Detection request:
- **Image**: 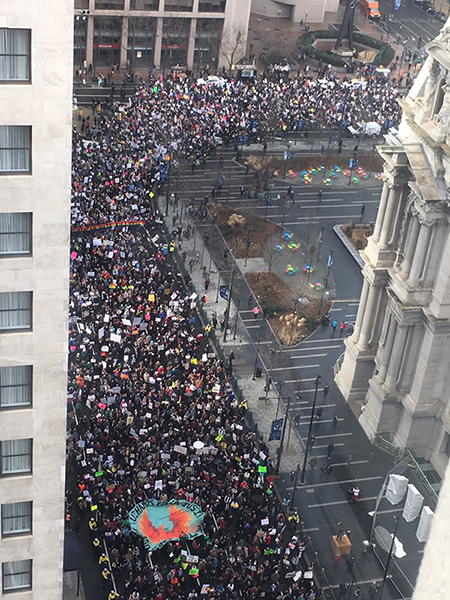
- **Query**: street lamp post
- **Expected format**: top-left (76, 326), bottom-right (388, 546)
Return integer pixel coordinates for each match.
top-left (316, 227), bottom-right (325, 264)
top-left (275, 395), bottom-right (292, 474)
top-left (244, 228), bottom-right (252, 266)
top-left (264, 347), bottom-right (276, 402)
top-left (379, 516), bottom-right (400, 599)
top-left (276, 10), bottom-right (282, 30)
top-left (233, 299), bottom-right (240, 340)
top-left (300, 374), bottom-right (321, 483)
top-left (252, 340), bottom-right (261, 380)
top-left (222, 269), bottom-right (235, 343)
top-left (290, 462), bottom-right (301, 506)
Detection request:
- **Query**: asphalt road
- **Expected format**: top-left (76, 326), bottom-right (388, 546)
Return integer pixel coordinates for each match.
top-left (176, 144), bottom-right (427, 600)
top-left (378, 0), bottom-right (445, 48)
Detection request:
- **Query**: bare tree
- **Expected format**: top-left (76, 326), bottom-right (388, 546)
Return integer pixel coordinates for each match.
top-left (220, 28), bottom-right (247, 72)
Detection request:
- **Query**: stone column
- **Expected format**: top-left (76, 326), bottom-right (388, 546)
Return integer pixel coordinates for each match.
top-left (187, 18), bottom-right (197, 71)
top-left (357, 285), bottom-right (380, 350)
top-left (372, 181), bottom-right (391, 242)
top-left (379, 185), bottom-right (402, 248)
top-left (377, 316), bottom-right (397, 382)
top-left (384, 325), bottom-right (409, 390)
top-left (351, 279), bottom-right (369, 344)
top-left (86, 15), bottom-right (94, 67)
top-left (120, 16), bottom-right (129, 70)
top-left (154, 17), bottom-right (163, 70)
top-left (408, 223), bottom-right (433, 286)
top-left (401, 215), bottom-right (420, 278)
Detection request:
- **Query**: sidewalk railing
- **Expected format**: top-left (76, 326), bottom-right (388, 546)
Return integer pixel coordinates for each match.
top-left (375, 435), bottom-right (405, 459)
top-left (375, 436), bottom-right (439, 506)
top-left (334, 351), bottom-right (345, 375)
top-left (405, 450), bottom-right (439, 507)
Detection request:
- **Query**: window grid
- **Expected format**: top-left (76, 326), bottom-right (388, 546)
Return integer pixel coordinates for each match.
top-left (0, 213), bottom-right (32, 257)
top-left (0, 439), bottom-right (33, 477)
top-left (0, 292), bottom-right (32, 332)
top-left (2, 560), bottom-right (32, 593)
top-left (0, 29), bottom-right (31, 83)
top-left (0, 366), bottom-right (33, 409)
top-left (0, 126), bottom-right (32, 175)
top-left (1, 502), bottom-right (32, 537)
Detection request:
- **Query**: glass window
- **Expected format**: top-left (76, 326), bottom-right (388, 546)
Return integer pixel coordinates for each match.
top-left (161, 18), bottom-right (190, 67)
top-left (0, 213), bottom-right (32, 256)
top-left (0, 366), bottom-right (32, 409)
top-left (0, 29), bottom-right (31, 83)
top-left (0, 126), bottom-right (31, 174)
top-left (95, 0), bottom-right (125, 8)
top-left (1, 502), bottom-right (32, 537)
top-left (164, 0), bottom-right (193, 11)
top-left (0, 292), bottom-right (32, 332)
top-left (198, 0), bottom-right (226, 12)
top-left (127, 18), bottom-right (156, 67)
top-left (0, 439), bottom-right (32, 476)
top-left (130, 0), bottom-right (159, 9)
top-left (2, 560), bottom-right (32, 593)
top-left (194, 18), bottom-right (223, 66)
top-left (93, 17), bottom-right (122, 67)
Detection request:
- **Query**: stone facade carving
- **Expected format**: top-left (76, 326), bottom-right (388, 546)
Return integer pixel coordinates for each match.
top-left (434, 82), bottom-right (450, 128)
top-left (423, 58), bottom-right (441, 105)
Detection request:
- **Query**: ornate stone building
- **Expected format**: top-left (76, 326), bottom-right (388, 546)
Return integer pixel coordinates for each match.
top-left (335, 24), bottom-right (450, 477)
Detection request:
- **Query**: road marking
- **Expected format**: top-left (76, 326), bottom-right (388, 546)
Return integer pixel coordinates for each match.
top-left (290, 353), bottom-right (328, 359)
top-left (286, 476), bottom-right (382, 490)
top-left (246, 325), bottom-right (262, 329)
top-left (314, 443), bottom-right (345, 449)
top-left (308, 496), bottom-right (377, 508)
top-left (323, 577), bottom-right (384, 590)
top-left (303, 527), bottom-right (320, 532)
top-left (288, 344), bottom-right (342, 352)
top-left (298, 335), bottom-right (347, 341)
top-left (330, 308), bottom-right (342, 312)
top-left (332, 299), bottom-right (360, 303)
top-left (315, 432), bottom-right (352, 438)
top-left (300, 203), bottom-right (367, 209)
top-left (271, 364), bottom-right (320, 371)
top-left (283, 215), bottom-right (361, 224)
top-left (285, 378), bottom-right (315, 383)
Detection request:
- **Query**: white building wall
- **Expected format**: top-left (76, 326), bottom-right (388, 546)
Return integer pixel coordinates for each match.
top-left (0, 2), bottom-right (72, 600)
top-left (251, 0), bottom-right (340, 23)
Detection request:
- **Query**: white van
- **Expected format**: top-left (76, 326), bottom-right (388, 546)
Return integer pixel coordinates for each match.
top-left (347, 121), bottom-right (382, 138)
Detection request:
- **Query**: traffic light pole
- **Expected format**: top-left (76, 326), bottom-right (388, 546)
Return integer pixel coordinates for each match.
top-left (222, 269), bottom-right (235, 343)
top-left (300, 374), bottom-right (321, 483)
top-left (275, 395), bottom-right (292, 474)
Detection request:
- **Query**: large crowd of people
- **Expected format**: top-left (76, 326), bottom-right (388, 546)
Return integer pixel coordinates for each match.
top-left (67, 69), bottom-right (402, 599)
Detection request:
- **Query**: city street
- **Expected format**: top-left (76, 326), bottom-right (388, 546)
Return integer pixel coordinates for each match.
top-left (175, 144), bottom-right (429, 599)
top-left (378, 0), bottom-right (445, 47)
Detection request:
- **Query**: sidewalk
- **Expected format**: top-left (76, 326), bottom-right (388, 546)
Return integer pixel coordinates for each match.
top-left (158, 193), bottom-right (306, 474)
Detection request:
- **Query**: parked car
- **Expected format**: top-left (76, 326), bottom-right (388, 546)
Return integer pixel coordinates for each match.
top-left (416, 0), bottom-right (436, 12)
top-left (347, 121), bottom-right (382, 138)
top-left (434, 10), bottom-right (447, 21)
top-left (196, 76), bottom-right (226, 87)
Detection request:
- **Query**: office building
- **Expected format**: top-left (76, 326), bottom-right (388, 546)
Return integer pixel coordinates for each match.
top-left (74, 0), bottom-right (252, 72)
top-left (0, 1), bottom-right (72, 599)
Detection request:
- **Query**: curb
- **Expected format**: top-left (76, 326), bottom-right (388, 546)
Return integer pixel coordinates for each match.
top-left (333, 224), bottom-right (365, 268)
